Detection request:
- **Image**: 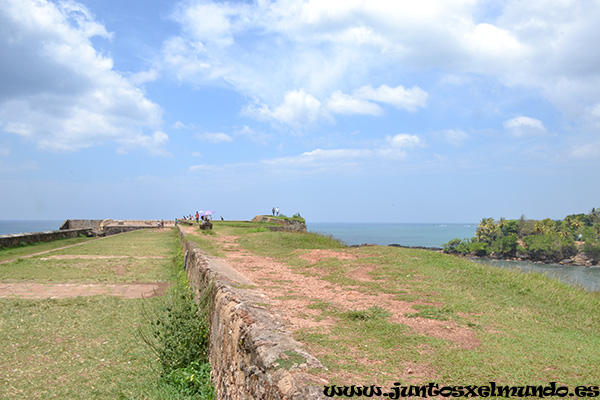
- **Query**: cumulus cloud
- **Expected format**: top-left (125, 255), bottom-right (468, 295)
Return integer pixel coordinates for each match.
top-left (162, 0), bottom-right (600, 136)
top-left (504, 116), bottom-right (547, 137)
top-left (326, 91), bottom-right (383, 116)
top-left (197, 132), bottom-right (233, 144)
top-left (249, 89), bottom-right (323, 127)
top-left (0, 0), bottom-right (165, 153)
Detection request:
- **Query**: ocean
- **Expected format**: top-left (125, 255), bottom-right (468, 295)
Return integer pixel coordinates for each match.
top-left (0, 220), bottom-right (64, 236)
top-left (307, 222), bottom-right (477, 248)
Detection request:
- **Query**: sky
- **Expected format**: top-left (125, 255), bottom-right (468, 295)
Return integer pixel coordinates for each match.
top-left (1, 0), bottom-right (599, 223)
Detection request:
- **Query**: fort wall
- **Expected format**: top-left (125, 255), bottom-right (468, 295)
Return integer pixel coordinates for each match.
top-left (177, 225), bottom-right (326, 400)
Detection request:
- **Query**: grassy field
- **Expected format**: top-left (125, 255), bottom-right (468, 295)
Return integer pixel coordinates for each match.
top-left (0, 236), bottom-right (93, 263)
top-left (0, 229), bottom-right (207, 400)
top-left (202, 221), bottom-right (600, 391)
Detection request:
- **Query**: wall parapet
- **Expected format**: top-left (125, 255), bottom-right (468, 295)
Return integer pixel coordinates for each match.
top-left (177, 226), bottom-right (327, 400)
top-left (0, 229), bottom-right (91, 249)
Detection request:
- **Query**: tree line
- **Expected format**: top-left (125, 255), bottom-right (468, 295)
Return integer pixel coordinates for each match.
top-left (443, 208), bottom-right (600, 264)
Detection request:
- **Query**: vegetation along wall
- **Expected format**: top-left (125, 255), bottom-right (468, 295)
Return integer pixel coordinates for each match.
top-left (177, 226), bottom-right (326, 400)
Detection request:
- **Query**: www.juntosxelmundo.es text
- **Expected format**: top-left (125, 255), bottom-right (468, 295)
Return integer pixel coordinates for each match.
top-left (323, 382), bottom-right (600, 398)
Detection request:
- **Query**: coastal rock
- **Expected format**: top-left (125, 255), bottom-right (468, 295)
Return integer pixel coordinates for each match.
top-left (560, 252), bottom-right (596, 267)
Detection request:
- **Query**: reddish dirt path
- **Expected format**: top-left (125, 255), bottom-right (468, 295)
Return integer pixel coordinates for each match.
top-left (200, 230), bottom-right (479, 349)
top-left (0, 282), bottom-right (169, 299)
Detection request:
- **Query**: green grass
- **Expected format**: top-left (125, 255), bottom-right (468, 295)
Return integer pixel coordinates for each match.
top-left (0, 236), bottom-right (94, 263)
top-left (0, 229), bottom-right (212, 399)
top-left (0, 257), bottom-right (171, 283)
top-left (0, 296), bottom-right (159, 399)
top-left (192, 224), bottom-right (600, 388)
top-left (0, 229), bottom-right (177, 283)
top-left (48, 229), bottom-right (174, 257)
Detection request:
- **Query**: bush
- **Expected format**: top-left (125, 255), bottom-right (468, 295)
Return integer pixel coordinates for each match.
top-left (141, 264), bottom-right (214, 398)
top-left (523, 233), bottom-right (577, 262)
top-left (490, 234), bottom-right (518, 258)
top-left (442, 238), bottom-right (462, 253)
top-left (583, 241), bottom-right (600, 264)
top-left (470, 241), bottom-right (489, 256)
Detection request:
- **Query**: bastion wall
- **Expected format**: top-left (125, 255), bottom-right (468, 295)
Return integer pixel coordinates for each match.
top-left (0, 228), bottom-right (92, 249)
top-left (177, 226), bottom-right (326, 400)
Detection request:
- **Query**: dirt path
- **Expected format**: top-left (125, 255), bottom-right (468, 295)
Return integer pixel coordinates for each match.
top-left (204, 232), bottom-right (479, 349)
top-left (0, 282), bottom-right (169, 299)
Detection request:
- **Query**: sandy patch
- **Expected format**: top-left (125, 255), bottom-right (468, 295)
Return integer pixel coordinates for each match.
top-left (39, 255), bottom-right (167, 260)
top-left (0, 282), bottom-right (169, 299)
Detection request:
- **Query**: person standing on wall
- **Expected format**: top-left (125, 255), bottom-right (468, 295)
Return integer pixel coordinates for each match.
top-left (276, 207), bottom-right (279, 216)
top-left (272, 207), bottom-right (275, 216)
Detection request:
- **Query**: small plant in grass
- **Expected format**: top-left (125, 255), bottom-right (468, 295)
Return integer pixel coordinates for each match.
top-left (342, 306), bottom-right (390, 321)
top-left (140, 266), bottom-right (214, 398)
top-left (406, 305), bottom-right (454, 321)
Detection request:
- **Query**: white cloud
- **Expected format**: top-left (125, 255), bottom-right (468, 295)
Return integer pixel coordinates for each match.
top-left (378, 134), bottom-right (424, 158)
top-left (0, 0), bottom-right (165, 153)
top-left (355, 85), bottom-right (428, 112)
top-left (163, 0), bottom-right (600, 137)
top-left (233, 125), bottom-right (271, 145)
top-left (190, 133), bottom-right (424, 178)
top-left (117, 131), bottom-right (170, 156)
top-left (504, 116), bottom-right (547, 137)
top-left (570, 142), bottom-right (600, 160)
top-left (326, 90), bottom-right (383, 116)
top-left (250, 89), bottom-right (323, 126)
top-left (197, 132), bottom-right (233, 144)
top-left (129, 69), bottom-right (160, 85)
top-left (441, 129), bottom-right (469, 145)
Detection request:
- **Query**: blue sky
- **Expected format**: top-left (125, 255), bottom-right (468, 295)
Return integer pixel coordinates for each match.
top-left (1, 0), bottom-right (599, 223)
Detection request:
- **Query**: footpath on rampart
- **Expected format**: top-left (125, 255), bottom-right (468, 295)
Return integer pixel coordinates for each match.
top-left (177, 223), bottom-right (480, 399)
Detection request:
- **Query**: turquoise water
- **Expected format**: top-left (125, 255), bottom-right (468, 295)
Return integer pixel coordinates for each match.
top-left (0, 220), bottom-right (63, 236)
top-left (308, 222), bottom-right (600, 291)
top-left (308, 222), bottom-right (477, 248)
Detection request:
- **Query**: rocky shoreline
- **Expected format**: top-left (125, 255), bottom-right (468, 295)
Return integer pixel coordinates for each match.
top-left (373, 243), bottom-right (597, 268)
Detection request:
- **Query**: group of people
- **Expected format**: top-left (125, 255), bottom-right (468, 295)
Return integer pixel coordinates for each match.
top-left (180, 212), bottom-right (212, 222)
top-left (195, 211), bottom-right (213, 223)
top-left (272, 207), bottom-right (280, 216)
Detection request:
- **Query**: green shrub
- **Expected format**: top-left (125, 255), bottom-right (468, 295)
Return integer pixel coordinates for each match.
top-left (140, 256), bottom-right (214, 397)
top-left (583, 241), bottom-right (600, 264)
top-left (442, 238), bottom-right (462, 253)
top-left (523, 233), bottom-right (577, 262)
top-left (470, 241), bottom-right (489, 256)
top-left (490, 234), bottom-right (518, 258)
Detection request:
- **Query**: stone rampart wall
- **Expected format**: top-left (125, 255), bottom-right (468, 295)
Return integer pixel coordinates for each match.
top-left (60, 219), bottom-right (175, 236)
top-left (60, 219), bottom-right (103, 231)
top-left (0, 229), bottom-right (91, 249)
top-left (250, 216), bottom-right (307, 232)
top-left (177, 226), bottom-right (326, 400)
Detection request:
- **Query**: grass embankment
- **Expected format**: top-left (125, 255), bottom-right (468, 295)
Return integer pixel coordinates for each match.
top-left (0, 229), bottom-right (212, 399)
top-left (196, 221), bottom-right (600, 390)
top-left (0, 235), bottom-right (93, 263)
